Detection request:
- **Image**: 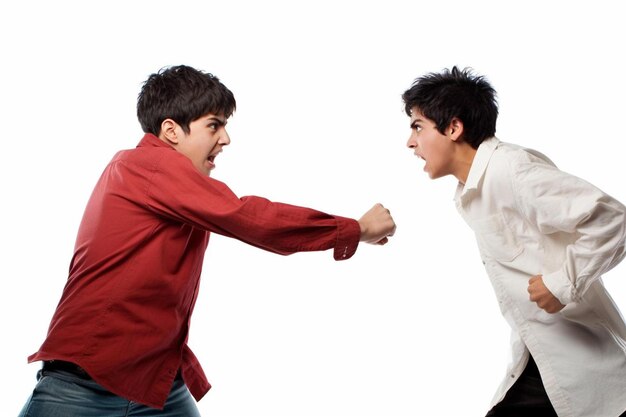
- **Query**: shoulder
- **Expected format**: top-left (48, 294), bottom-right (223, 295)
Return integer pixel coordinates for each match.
top-left (490, 141), bottom-right (557, 176)
top-left (493, 141), bottom-right (553, 164)
top-left (491, 142), bottom-right (579, 209)
top-left (117, 143), bottom-right (192, 173)
top-left (478, 140), bottom-right (560, 200)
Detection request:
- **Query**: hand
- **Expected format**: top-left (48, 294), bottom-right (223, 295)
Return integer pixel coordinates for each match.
top-left (528, 275), bottom-right (565, 313)
top-left (358, 203), bottom-right (396, 245)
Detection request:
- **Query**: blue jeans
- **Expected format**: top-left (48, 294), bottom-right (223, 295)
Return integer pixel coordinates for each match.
top-left (18, 368), bottom-right (201, 417)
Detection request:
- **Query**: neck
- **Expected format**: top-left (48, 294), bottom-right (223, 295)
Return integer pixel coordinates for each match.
top-left (453, 143), bottom-right (477, 184)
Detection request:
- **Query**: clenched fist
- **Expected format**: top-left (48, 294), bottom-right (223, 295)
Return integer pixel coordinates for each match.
top-left (528, 275), bottom-right (565, 313)
top-left (358, 203), bottom-right (396, 245)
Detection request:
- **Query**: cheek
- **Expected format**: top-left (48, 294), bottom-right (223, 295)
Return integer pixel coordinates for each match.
top-left (419, 139), bottom-right (433, 158)
top-left (424, 142), bottom-right (444, 170)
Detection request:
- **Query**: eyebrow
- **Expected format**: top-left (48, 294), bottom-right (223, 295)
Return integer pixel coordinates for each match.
top-left (410, 119), bottom-right (422, 129)
top-left (206, 116), bottom-right (227, 126)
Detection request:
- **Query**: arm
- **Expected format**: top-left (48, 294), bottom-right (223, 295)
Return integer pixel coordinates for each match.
top-left (513, 153), bottom-right (626, 306)
top-left (146, 154), bottom-right (395, 260)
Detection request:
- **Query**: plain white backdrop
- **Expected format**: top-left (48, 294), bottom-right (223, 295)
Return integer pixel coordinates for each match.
top-left (2, 1), bottom-right (625, 416)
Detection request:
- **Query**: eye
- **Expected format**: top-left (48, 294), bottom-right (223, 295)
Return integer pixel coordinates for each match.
top-left (208, 123), bottom-right (219, 130)
top-left (413, 125), bottom-right (422, 133)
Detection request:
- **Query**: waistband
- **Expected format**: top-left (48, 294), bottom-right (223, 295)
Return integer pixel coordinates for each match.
top-left (43, 360), bottom-right (92, 380)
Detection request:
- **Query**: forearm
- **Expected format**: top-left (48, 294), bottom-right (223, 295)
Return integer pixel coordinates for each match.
top-left (215, 196), bottom-right (361, 259)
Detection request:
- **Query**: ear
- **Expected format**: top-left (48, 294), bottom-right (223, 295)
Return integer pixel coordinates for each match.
top-left (448, 118), bottom-right (464, 142)
top-left (159, 119), bottom-right (181, 145)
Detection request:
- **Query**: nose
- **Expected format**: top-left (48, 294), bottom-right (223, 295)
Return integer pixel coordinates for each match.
top-left (406, 133), bottom-right (417, 149)
top-left (220, 128), bottom-right (231, 146)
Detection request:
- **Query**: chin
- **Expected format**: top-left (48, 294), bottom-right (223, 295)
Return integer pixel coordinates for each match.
top-left (428, 171), bottom-right (442, 180)
top-left (197, 167), bottom-right (211, 176)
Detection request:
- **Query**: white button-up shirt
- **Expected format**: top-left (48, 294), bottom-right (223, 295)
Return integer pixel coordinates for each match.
top-left (455, 137), bottom-right (626, 417)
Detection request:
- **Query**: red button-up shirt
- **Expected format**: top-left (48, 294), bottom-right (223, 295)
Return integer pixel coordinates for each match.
top-left (28, 134), bottom-right (360, 409)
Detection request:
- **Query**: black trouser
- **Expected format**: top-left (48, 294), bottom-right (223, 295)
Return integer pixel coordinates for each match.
top-left (485, 355), bottom-right (558, 417)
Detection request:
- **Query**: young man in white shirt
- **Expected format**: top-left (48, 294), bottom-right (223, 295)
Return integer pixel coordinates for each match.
top-left (403, 66), bottom-right (626, 417)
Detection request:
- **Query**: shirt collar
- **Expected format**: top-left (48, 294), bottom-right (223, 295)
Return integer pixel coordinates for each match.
top-left (137, 133), bottom-right (174, 149)
top-left (454, 136), bottom-right (500, 203)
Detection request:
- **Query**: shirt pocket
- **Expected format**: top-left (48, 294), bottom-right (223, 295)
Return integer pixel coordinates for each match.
top-left (473, 213), bottom-right (523, 263)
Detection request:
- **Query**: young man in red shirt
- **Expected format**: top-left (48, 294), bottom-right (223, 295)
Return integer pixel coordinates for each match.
top-left (19, 65), bottom-right (396, 417)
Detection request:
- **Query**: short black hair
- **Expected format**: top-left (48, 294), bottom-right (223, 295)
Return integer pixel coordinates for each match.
top-left (137, 65), bottom-right (236, 136)
top-left (402, 66), bottom-right (498, 149)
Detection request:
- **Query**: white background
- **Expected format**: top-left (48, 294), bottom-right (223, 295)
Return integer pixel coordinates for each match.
top-left (1, 1), bottom-right (625, 416)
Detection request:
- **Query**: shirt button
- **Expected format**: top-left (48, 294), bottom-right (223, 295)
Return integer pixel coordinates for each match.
top-left (510, 374), bottom-right (515, 378)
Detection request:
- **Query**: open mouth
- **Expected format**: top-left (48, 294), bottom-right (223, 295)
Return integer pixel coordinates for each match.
top-left (205, 154), bottom-right (218, 172)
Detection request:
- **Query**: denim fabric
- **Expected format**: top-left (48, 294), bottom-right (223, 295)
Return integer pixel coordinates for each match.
top-left (18, 368), bottom-right (201, 417)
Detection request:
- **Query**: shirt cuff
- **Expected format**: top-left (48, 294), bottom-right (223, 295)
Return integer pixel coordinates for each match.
top-left (542, 269), bottom-right (576, 305)
top-left (332, 216), bottom-right (361, 261)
